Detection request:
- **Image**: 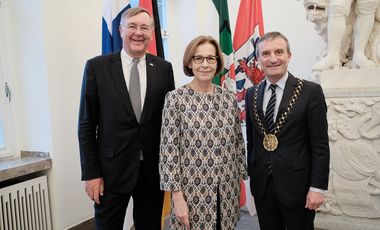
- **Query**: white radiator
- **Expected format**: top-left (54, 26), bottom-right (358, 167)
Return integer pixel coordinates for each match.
top-left (0, 175), bottom-right (51, 230)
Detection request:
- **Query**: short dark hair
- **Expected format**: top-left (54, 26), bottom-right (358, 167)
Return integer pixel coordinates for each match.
top-left (183, 35), bottom-right (224, 77)
top-left (120, 7), bottom-right (154, 28)
top-left (255, 31), bottom-right (291, 57)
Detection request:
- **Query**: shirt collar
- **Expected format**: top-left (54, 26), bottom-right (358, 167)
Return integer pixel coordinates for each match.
top-left (265, 72), bottom-right (288, 92)
top-left (120, 49), bottom-right (146, 64)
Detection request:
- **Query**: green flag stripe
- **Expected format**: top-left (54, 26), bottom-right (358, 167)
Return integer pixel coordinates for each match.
top-left (212, 0), bottom-right (234, 86)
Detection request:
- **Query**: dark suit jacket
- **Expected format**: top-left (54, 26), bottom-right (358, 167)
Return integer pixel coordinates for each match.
top-left (78, 51), bottom-right (175, 194)
top-left (245, 73), bottom-right (330, 208)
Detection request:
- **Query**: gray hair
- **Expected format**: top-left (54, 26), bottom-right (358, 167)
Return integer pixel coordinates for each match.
top-left (120, 7), bottom-right (155, 28)
top-left (255, 31), bottom-right (291, 57)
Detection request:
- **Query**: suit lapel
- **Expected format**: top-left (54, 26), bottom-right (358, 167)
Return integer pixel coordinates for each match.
top-left (108, 52), bottom-right (136, 117)
top-left (256, 74), bottom-right (298, 134)
top-left (140, 54), bottom-right (155, 123)
top-left (253, 81), bottom-right (266, 136)
top-left (257, 81), bottom-right (266, 122)
top-left (276, 73), bottom-right (298, 120)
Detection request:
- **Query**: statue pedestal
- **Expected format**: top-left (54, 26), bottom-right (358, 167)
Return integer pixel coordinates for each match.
top-left (319, 68), bottom-right (380, 97)
top-left (316, 68), bottom-right (380, 230)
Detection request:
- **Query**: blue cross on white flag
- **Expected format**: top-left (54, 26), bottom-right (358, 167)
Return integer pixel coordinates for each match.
top-left (102, 0), bottom-right (131, 54)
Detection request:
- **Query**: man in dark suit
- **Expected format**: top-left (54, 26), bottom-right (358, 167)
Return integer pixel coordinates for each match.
top-left (245, 31), bottom-right (330, 230)
top-left (78, 7), bottom-right (175, 230)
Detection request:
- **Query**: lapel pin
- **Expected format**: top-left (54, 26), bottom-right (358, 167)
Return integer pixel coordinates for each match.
top-left (149, 62), bottom-right (154, 66)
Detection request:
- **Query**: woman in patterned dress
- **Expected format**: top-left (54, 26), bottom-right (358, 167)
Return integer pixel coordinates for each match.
top-left (159, 35), bottom-right (248, 230)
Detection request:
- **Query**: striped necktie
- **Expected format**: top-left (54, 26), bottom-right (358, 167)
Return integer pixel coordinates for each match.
top-left (265, 84), bottom-right (277, 133)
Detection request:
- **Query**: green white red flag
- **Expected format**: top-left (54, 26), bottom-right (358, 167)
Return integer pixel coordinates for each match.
top-left (211, 0), bottom-right (236, 92)
top-left (233, 0), bottom-right (265, 214)
top-left (233, 0), bottom-right (265, 121)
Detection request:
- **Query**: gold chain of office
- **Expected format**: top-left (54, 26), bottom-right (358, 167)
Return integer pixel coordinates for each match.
top-left (253, 78), bottom-right (304, 151)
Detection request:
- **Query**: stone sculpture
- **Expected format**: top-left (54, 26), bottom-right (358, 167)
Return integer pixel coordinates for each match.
top-left (320, 98), bottom-right (380, 219)
top-left (304, 0), bottom-right (380, 70)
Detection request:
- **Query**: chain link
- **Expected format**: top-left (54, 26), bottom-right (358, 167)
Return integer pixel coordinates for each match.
top-left (252, 78), bottom-right (304, 136)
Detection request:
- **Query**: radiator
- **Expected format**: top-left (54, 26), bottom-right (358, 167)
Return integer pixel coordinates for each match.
top-left (0, 175), bottom-right (51, 230)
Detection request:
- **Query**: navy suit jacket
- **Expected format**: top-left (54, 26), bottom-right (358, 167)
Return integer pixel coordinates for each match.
top-left (78, 51), bottom-right (175, 193)
top-left (245, 73), bottom-right (330, 208)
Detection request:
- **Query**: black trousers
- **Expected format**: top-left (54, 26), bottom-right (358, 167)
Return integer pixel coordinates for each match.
top-left (94, 162), bottom-right (164, 230)
top-left (255, 176), bottom-right (315, 230)
top-left (216, 184), bottom-right (221, 230)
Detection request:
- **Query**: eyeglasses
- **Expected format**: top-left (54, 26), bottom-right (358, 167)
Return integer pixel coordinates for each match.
top-left (192, 55), bottom-right (218, 64)
top-left (120, 24), bottom-right (151, 33)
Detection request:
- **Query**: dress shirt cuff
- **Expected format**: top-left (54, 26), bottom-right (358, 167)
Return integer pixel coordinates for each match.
top-left (309, 187), bottom-right (325, 193)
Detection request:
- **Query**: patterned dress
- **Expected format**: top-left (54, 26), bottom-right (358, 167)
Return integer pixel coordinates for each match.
top-left (159, 85), bottom-right (248, 230)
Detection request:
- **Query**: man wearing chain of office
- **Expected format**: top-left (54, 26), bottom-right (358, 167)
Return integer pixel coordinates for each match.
top-left (245, 31), bottom-right (330, 230)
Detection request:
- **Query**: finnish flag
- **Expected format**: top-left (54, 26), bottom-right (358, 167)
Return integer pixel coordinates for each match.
top-left (102, 0), bottom-right (131, 54)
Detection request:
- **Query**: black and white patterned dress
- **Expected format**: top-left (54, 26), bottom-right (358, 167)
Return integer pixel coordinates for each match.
top-left (159, 84), bottom-right (248, 230)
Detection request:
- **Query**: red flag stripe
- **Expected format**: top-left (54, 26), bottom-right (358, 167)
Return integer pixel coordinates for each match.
top-left (233, 0), bottom-right (265, 207)
top-left (233, 0), bottom-right (264, 51)
top-left (139, 0), bottom-right (157, 55)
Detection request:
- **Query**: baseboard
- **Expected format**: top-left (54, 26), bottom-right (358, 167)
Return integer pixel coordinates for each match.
top-left (67, 218), bottom-right (137, 230)
top-left (68, 218), bottom-right (95, 230)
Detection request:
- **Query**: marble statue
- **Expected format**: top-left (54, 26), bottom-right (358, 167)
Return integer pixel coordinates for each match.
top-left (304, 0), bottom-right (380, 70)
top-left (302, 2), bottom-right (380, 229)
top-left (319, 99), bottom-right (380, 218)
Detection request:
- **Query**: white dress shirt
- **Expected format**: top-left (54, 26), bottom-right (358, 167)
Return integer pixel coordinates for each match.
top-left (262, 73), bottom-right (288, 122)
top-left (121, 49), bottom-right (147, 110)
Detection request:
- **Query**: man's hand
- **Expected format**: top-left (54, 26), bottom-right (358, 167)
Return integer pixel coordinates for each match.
top-left (85, 178), bottom-right (104, 204)
top-left (305, 190), bottom-right (324, 210)
top-left (172, 191), bottom-right (190, 230)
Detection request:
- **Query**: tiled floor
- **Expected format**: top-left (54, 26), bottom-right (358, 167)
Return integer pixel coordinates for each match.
top-left (71, 211), bottom-right (260, 230)
top-left (168, 211), bottom-right (260, 229)
top-left (71, 211), bottom-right (326, 229)
top-left (161, 211), bottom-right (260, 229)
top-left (236, 211), bottom-right (260, 230)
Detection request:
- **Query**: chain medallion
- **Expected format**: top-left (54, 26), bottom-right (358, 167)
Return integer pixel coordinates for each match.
top-left (252, 78), bottom-right (304, 151)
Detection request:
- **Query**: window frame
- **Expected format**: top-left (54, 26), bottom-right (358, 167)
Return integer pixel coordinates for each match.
top-left (0, 0), bottom-right (15, 158)
top-left (157, 0), bottom-right (169, 58)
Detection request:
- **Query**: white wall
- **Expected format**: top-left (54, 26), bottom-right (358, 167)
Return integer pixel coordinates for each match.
top-left (261, 0), bottom-right (325, 79)
top-left (166, 0), bottom-right (324, 86)
top-left (40, 0), bottom-right (103, 228)
top-left (3, 0), bottom-right (102, 229)
top-left (1, 0), bottom-right (324, 229)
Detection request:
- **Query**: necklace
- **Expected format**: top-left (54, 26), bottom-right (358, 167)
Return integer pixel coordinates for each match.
top-left (252, 78), bottom-right (304, 151)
